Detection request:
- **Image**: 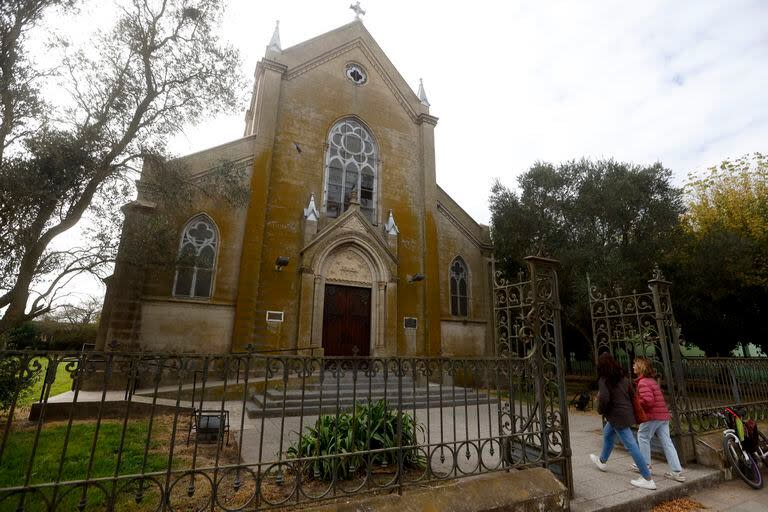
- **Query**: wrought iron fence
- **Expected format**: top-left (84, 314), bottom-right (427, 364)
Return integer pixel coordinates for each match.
top-left (0, 349), bottom-right (566, 511)
top-left (566, 359), bottom-right (594, 377)
top-left (587, 268), bottom-right (768, 443)
top-left (679, 357), bottom-right (768, 433)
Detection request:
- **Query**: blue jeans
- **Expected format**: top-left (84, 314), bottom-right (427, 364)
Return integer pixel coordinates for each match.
top-left (637, 420), bottom-right (683, 473)
top-left (600, 421), bottom-right (652, 479)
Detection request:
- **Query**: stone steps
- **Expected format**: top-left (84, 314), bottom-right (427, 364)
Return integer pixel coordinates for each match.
top-left (246, 378), bottom-right (499, 418)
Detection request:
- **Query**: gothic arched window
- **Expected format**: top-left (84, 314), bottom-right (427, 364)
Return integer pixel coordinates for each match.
top-left (173, 214), bottom-right (218, 299)
top-left (450, 256), bottom-right (469, 317)
top-left (324, 118), bottom-right (377, 222)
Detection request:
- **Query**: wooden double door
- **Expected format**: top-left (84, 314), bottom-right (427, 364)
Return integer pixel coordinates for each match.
top-left (322, 284), bottom-right (371, 357)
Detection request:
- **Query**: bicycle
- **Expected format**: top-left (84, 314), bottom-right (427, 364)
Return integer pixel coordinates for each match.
top-left (715, 407), bottom-right (768, 489)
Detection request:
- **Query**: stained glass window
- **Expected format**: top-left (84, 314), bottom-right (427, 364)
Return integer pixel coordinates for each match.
top-left (324, 119), bottom-right (377, 222)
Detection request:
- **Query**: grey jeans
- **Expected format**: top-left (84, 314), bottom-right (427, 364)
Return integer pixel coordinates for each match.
top-left (637, 419), bottom-right (683, 472)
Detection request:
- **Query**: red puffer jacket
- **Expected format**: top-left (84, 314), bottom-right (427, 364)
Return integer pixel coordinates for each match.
top-left (635, 376), bottom-right (671, 421)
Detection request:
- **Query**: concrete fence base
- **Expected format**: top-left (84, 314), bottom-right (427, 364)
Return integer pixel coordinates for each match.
top-left (304, 468), bottom-right (568, 512)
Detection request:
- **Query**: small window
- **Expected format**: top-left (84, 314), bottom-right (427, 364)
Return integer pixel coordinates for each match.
top-left (404, 317), bottom-right (418, 329)
top-left (266, 311), bottom-right (284, 322)
top-left (173, 214), bottom-right (218, 299)
top-left (345, 63), bottom-right (367, 85)
top-left (450, 257), bottom-right (468, 317)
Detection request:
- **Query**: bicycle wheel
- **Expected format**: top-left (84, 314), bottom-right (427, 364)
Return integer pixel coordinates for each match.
top-left (723, 434), bottom-right (763, 489)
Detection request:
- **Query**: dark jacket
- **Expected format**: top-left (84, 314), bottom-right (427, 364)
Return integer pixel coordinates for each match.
top-left (635, 376), bottom-right (671, 421)
top-left (597, 376), bottom-right (635, 428)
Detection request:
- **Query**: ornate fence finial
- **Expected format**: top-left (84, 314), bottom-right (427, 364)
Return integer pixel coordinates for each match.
top-left (652, 263), bottom-right (665, 281)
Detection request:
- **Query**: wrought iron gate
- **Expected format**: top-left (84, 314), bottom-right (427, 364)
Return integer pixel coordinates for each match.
top-left (587, 266), bottom-right (686, 443)
top-left (493, 255), bottom-right (573, 492)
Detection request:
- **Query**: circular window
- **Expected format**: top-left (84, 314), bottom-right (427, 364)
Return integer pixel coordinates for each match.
top-left (345, 63), bottom-right (367, 85)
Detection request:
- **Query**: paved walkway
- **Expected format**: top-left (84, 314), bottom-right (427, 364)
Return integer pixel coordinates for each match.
top-left (568, 409), bottom-right (722, 512)
top-left (687, 477), bottom-right (768, 511)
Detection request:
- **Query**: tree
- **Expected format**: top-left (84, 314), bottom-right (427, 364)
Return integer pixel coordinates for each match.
top-left (667, 153), bottom-right (768, 356)
top-left (49, 294), bottom-right (101, 326)
top-left (490, 159), bottom-right (684, 357)
top-left (0, 0), bottom-right (245, 333)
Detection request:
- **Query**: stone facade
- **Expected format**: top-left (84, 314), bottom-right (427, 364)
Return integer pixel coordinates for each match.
top-left (98, 20), bottom-right (493, 357)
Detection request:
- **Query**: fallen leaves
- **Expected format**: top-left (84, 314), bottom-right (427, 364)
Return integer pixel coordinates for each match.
top-left (652, 496), bottom-right (706, 512)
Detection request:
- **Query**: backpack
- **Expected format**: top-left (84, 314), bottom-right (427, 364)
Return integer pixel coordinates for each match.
top-left (743, 418), bottom-right (759, 452)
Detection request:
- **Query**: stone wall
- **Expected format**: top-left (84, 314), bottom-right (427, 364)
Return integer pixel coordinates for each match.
top-left (99, 21), bottom-right (494, 357)
top-left (303, 468), bottom-right (568, 512)
top-left (138, 301), bottom-right (235, 353)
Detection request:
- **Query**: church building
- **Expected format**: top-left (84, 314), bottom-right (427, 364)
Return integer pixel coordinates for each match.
top-left (98, 14), bottom-right (494, 357)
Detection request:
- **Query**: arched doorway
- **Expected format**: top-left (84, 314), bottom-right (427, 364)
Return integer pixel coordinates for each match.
top-left (297, 209), bottom-right (398, 357)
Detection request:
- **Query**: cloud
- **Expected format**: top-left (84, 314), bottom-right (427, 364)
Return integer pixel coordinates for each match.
top-left (166, 0), bottom-right (768, 224)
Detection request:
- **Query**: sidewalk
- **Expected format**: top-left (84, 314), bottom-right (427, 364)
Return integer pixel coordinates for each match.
top-left (686, 477), bottom-right (768, 511)
top-left (568, 409), bottom-right (722, 512)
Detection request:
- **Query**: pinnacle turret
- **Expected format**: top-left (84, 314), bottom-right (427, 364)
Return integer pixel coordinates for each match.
top-left (267, 21), bottom-right (281, 53)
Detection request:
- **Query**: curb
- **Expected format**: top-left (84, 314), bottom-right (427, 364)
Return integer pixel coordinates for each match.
top-left (593, 470), bottom-right (725, 512)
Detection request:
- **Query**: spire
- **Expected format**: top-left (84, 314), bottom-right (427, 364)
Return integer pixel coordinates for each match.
top-left (417, 78), bottom-right (430, 107)
top-left (267, 20), bottom-right (281, 53)
top-left (303, 193), bottom-right (319, 221)
top-left (384, 209), bottom-right (399, 235)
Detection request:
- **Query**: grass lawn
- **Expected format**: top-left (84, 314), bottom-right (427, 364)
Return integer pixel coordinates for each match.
top-left (15, 357), bottom-right (76, 407)
top-left (0, 420), bottom-right (170, 488)
top-left (0, 416), bottom-right (240, 511)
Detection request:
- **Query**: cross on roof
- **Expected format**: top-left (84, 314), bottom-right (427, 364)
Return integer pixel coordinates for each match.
top-left (349, 1), bottom-right (366, 20)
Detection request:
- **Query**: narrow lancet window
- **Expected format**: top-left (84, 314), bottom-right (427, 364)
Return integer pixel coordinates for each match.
top-left (450, 257), bottom-right (469, 316)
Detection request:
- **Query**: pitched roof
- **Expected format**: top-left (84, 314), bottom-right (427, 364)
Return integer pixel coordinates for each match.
top-left (272, 20), bottom-right (432, 123)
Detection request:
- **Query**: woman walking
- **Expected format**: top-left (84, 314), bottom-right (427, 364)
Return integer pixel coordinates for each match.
top-left (633, 357), bottom-right (686, 482)
top-left (590, 352), bottom-right (657, 490)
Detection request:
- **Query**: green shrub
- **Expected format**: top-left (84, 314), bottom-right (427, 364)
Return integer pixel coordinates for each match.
top-left (287, 399), bottom-right (424, 480)
top-left (2, 322), bottom-right (41, 349)
top-left (0, 357), bottom-right (41, 410)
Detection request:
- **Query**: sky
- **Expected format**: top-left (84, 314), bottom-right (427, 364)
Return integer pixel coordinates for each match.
top-left (23, 0), bottom-right (768, 306)
top-left (163, 0), bottom-right (768, 226)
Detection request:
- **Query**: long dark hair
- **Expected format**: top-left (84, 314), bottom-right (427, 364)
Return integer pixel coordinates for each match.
top-left (597, 352), bottom-right (625, 387)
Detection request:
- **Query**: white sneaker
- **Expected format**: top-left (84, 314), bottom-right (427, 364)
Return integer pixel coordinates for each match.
top-left (664, 471), bottom-right (686, 482)
top-left (630, 463), bottom-right (652, 475)
top-left (630, 477), bottom-right (657, 490)
top-left (590, 453), bottom-right (607, 471)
